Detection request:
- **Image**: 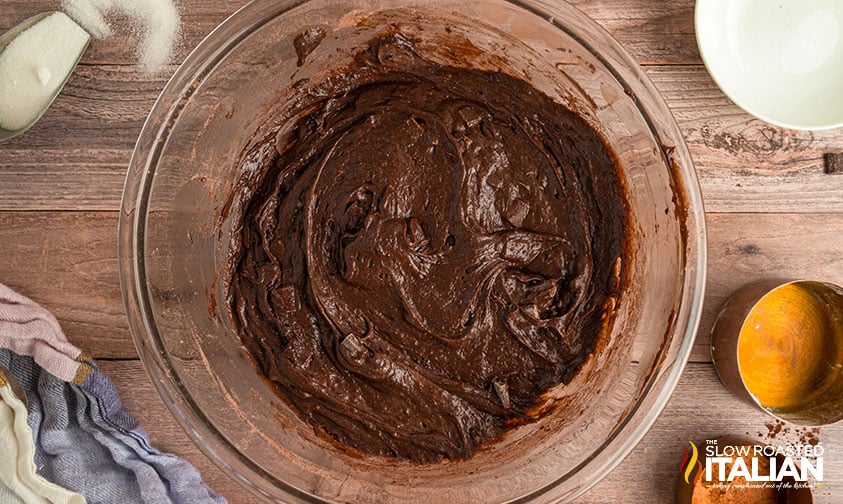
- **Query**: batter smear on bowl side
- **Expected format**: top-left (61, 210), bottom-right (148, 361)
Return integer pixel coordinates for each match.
top-left (226, 31), bottom-right (629, 463)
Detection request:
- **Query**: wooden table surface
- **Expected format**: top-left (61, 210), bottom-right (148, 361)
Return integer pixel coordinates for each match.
top-left (1, 0), bottom-right (842, 502)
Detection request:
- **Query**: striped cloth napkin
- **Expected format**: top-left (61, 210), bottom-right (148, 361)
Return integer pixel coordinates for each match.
top-left (0, 283), bottom-right (225, 504)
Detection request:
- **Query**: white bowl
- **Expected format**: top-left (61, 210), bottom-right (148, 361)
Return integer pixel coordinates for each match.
top-left (696, 0), bottom-right (843, 131)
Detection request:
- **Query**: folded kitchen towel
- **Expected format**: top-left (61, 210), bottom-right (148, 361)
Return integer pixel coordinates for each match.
top-left (0, 283), bottom-right (226, 504)
top-left (0, 368), bottom-right (86, 504)
top-left (0, 284), bottom-right (88, 384)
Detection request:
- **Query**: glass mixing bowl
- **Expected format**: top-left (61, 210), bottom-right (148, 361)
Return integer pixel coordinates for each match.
top-left (119, 0), bottom-right (706, 502)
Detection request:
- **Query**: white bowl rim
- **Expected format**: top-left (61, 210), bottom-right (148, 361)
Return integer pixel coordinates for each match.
top-left (694, 0), bottom-right (843, 131)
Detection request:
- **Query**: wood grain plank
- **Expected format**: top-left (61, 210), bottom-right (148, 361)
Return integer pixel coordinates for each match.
top-left (100, 359), bottom-right (842, 503)
top-left (0, 63), bottom-right (171, 151)
top-left (0, 63), bottom-right (169, 211)
top-left (568, 0), bottom-right (698, 64)
top-left (0, 211), bottom-right (840, 363)
top-left (0, 0), bottom-right (699, 67)
top-left (1, 65), bottom-right (842, 212)
top-left (647, 66), bottom-right (843, 214)
top-left (0, 212), bottom-right (132, 358)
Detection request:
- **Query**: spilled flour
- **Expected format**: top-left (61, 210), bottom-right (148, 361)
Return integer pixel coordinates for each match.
top-left (62, 0), bottom-right (180, 73)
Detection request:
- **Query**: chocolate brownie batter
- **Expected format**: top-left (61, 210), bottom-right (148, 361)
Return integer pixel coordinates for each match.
top-left (227, 31), bottom-right (628, 463)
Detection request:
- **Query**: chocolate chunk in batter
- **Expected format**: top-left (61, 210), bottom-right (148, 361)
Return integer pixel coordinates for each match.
top-left (293, 26), bottom-right (327, 66)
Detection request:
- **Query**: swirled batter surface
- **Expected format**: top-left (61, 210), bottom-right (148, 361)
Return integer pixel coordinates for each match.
top-left (227, 32), bottom-right (628, 462)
